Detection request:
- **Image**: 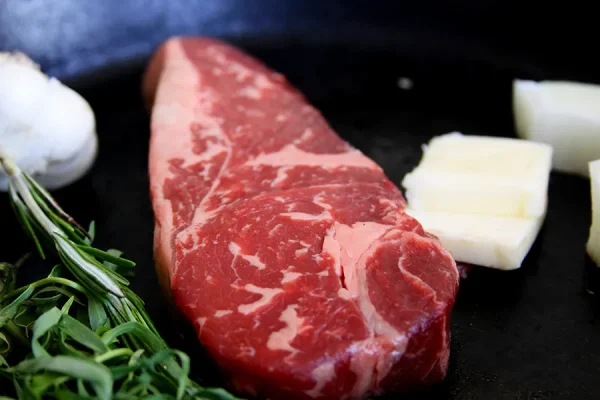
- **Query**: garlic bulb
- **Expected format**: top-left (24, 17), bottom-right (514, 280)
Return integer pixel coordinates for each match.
top-left (0, 52), bottom-right (97, 191)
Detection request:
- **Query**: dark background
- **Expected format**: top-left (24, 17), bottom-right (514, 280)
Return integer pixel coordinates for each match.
top-left (1, 1), bottom-right (599, 399)
top-left (0, 1), bottom-right (598, 85)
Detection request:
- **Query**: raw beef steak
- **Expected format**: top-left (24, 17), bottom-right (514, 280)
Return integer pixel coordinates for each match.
top-left (144, 37), bottom-right (459, 400)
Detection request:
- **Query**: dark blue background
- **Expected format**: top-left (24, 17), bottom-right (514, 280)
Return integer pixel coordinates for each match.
top-left (0, 0), bottom-right (597, 84)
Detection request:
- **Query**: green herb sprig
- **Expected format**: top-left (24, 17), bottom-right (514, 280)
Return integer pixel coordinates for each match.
top-left (0, 157), bottom-right (240, 399)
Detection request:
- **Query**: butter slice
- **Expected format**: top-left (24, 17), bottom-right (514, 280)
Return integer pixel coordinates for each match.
top-left (402, 132), bottom-right (552, 219)
top-left (587, 159), bottom-right (600, 265)
top-left (514, 80), bottom-right (600, 177)
top-left (407, 210), bottom-right (544, 270)
top-left (402, 132), bottom-right (552, 270)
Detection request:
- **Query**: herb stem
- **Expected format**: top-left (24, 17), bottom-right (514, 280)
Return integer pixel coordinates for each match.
top-left (2, 158), bottom-right (59, 236)
top-left (95, 348), bottom-right (134, 364)
top-left (2, 277), bottom-right (86, 301)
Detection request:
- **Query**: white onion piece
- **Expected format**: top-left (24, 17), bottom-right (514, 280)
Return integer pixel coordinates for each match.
top-left (513, 79), bottom-right (600, 177)
top-left (0, 52), bottom-right (97, 191)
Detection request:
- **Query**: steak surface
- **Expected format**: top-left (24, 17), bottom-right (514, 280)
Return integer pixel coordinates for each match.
top-left (145, 37), bottom-right (459, 400)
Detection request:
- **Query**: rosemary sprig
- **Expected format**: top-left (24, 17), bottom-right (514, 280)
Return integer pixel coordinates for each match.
top-left (0, 156), bottom-right (240, 399)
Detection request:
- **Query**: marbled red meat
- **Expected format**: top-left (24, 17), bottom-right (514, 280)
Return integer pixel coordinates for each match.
top-left (144, 36), bottom-right (459, 400)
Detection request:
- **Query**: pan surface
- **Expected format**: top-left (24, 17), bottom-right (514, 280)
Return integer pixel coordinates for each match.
top-left (1, 3), bottom-right (600, 398)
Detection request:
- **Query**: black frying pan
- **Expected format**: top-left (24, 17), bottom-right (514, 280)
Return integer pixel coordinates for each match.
top-left (1, 1), bottom-right (599, 399)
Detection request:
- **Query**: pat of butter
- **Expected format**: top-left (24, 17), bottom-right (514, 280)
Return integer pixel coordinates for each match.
top-left (406, 210), bottom-right (544, 271)
top-left (402, 132), bottom-right (553, 219)
top-left (587, 159), bottom-right (600, 265)
top-left (402, 132), bottom-right (552, 270)
top-left (514, 80), bottom-right (600, 177)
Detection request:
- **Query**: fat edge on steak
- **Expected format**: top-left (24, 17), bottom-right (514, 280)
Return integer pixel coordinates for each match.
top-left (143, 36), bottom-right (459, 400)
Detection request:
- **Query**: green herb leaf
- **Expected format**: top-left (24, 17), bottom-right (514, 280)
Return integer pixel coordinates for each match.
top-left (55, 235), bottom-right (125, 298)
top-left (0, 332), bottom-right (10, 355)
top-left (77, 246), bottom-right (136, 269)
top-left (29, 373), bottom-right (70, 396)
top-left (58, 313), bottom-right (109, 354)
top-left (0, 157), bottom-right (242, 400)
top-left (31, 307), bottom-right (62, 357)
top-left (87, 298), bottom-right (108, 333)
top-left (101, 322), bottom-right (167, 354)
top-left (0, 287), bottom-right (34, 329)
top-left (31, 286), bottom-right (83, 306)
top-left (9, 355), bottom-right (113, 400)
